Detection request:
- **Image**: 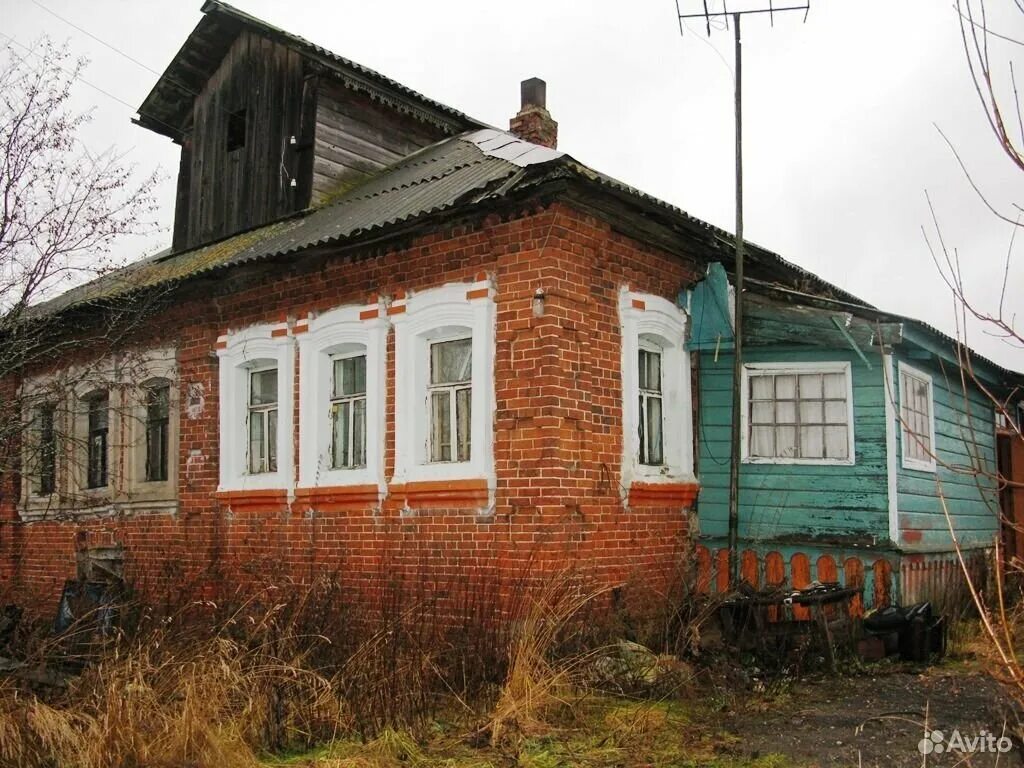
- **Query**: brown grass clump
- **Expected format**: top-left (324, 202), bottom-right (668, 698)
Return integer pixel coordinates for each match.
top-left (487, 576), bottom-right (610, 746)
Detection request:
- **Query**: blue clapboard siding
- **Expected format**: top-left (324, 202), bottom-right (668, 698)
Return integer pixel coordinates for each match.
top-left (893, 352), bottom-right (999, 551)
top-left (698, 346), bottom-right (890, 543)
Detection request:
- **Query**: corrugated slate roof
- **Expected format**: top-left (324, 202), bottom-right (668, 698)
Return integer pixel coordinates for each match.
top-left (31, 132), bottom-right (529, 315)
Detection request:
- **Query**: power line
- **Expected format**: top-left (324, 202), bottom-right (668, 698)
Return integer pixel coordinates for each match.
top-left (0, 31), bottom-right (183, 139)
top-left (27, 0), bottom-right (209, 110)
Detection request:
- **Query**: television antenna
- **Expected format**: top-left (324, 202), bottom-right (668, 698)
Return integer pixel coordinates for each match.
top-left (675, 1), bottom-right (810, 588)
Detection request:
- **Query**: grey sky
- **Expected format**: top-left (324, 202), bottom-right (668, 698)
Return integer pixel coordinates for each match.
top-left (3, 0), bottom-right (1022, 371)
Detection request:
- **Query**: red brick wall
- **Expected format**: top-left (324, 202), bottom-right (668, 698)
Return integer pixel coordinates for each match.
top-left (0, 203), bottom-right (701, 615)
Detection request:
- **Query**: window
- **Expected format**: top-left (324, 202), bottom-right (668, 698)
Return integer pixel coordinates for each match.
top-left (331, 354), bottom-right (367, 469)
top-left (296, 303), bottom-right (386, 495)
top-left (619, 289), bottom-right (694, 490)
top-left (638, 347), bottom-right (663, 465)
top-left (227, 108), bottom-right (246, 152)
top-left (392, 281), bottom-right (496, 491)
top-left (218, 324), bottom-right (294, 493)
top-left (144, 385), bottom-right (170, 482)
top-left (34, 404), bottom-right (57, 495)
top-left (86, 393), bottom-right (109, 488)
top-left (248, 368), bottom-right (278, 474)
top-left (742, 363), bottom-right (854, 464)
top-left (899, 362), bottom-right (935, 471)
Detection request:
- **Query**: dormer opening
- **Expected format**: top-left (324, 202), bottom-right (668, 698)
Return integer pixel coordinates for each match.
top-left (227, 108), bottom-right (247, 152)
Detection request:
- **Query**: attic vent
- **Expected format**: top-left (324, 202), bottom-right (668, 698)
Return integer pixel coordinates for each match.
top-left (227, 108), bottom-right (247, 152)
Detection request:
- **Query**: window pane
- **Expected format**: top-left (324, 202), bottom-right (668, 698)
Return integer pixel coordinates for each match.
top-left (751, 401), bottom-right (773, 425)
top-left (147, 386), bottom-right (170, 420)
top-left (750, 426), bottom-right (774, 457)
top-left (823, 373), bottom-right (846, 399)
top-left (88, 396), bottom-right (108, 430)
top-left (267, 409), bottom-right (278, 472)
top-left (639, 349), bottom-right (662, 393)
top-left (249, 411), bottom-right (264, 473)
top-left (431, 339), bottom-right (472, 385)
top-left (800, 425), bottom-right (824, 459)
top-left (353, 398), bottom-right (366, 466)
top-left (334, 356), bottom-right (367, 398)
top-left (825, 426), bottom-right (849, 459)
top-left (776, 400), bottom-right (797, 424)
top-left (456, 387), bottom-right (471, 462)
top-left (37, 405), bottom-right (56, 494)
top-left (250, 369), bottom-right (277, 406)
top-left (430, 391), bottom-right (451, 462)
top-left (799, 401), bottom-right (823, 425)
top-left (646, 395), bottom-right (663, 464)
top-left (146, 422), bottom-right (168, 482)
top-left (750, 375), bottom-right (773, 400)
top-left (823, 400), bottom-right (845, 423)
top-left (775, 426), bottom-right (797, 458)
top-left (775, 375), bottom-right (797, 399)
top-left (332, 401), bottom-right (351, 468)
top-left (799, 374), bottom-right (823, 399)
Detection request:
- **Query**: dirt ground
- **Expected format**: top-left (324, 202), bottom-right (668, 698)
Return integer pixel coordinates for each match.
top-left (713, 664), bottom-right (1022, 767)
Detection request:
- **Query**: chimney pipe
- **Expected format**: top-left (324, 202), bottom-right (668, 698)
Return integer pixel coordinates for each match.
top-left (510, 77), bottom-right (557, 149)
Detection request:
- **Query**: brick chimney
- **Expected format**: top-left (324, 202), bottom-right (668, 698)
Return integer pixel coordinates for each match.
top-left (509, 77), bottom-right (557, 149)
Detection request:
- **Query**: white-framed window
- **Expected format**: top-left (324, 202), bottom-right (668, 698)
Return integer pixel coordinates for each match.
top-left (740, 362), bottom-right (854, 465)
top-left (392, 281), bottom-right (495, 490)
top-left (84, 390), bottom-right (110, 489)
top-left (898, 361), bottom-right (936, 472)
top-left (217, 323), bottom-right (295, 492)
top-left (619, 289), bottom-right (694, 488)
top-left (297, 302), bottom-right (386, 494)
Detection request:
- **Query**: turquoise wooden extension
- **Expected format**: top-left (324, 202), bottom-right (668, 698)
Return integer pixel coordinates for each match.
top-left (688, 264), bottom-right (1015, 611)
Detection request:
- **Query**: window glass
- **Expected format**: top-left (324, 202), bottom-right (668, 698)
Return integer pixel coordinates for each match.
top-left (900, 369), bottom-right (933, 464)
top-left (35, 404), bottom-right (56, 495)
top-left (87, 394), bottom-right (109, 488)
top-left (330, 355), bottom-right (367, 469)
top-left (145, 386), bottom-right (170, 482)
top-left (429, 339), bottom-right (472, 462)
top-left (748, 369), bottom-right (849, 461)
top-left (638, 348), bottom-right (664, 465)
top-left (248, 369), bottom-right (277, 474)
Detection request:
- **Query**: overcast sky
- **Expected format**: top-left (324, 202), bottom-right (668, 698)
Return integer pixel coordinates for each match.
top-left (3, 0), bottom-right (1022, 371)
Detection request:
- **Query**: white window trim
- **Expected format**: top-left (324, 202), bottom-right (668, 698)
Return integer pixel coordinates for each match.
top-left (619, 289), bottom-right (695, 490)
top-left (392, 281), bottom-right (496, 493)
top-left (740, 361), bottom-right (856, 466)
top-left (217, 323), bottom-right (295, 493)
top-left (897, 360), bottom-right (937, 473)
top-left (297, 303), bottom-right (387, 498)
top-left (124, 349), bottom-right (178, 504)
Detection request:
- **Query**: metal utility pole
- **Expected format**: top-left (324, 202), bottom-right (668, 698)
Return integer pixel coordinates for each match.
top-left (676, 1), bottom-right (810, 587)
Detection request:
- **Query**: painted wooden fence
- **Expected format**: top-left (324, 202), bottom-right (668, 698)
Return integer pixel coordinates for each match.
top-left (694, 544), bottom-right (893, 619)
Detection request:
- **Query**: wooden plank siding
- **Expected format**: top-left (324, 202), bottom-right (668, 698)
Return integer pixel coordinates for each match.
top-left (178, 29), bottom-right (306, 250)
top-left (697, 346), bottom-right (890, 543)
top-left (311, 80), bottom-right (448, 205)
top-left (893, 351), bottom-right (1000, 551)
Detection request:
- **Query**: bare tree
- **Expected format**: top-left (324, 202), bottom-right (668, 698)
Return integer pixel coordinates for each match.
top-left (0, 37), bottom-right (163, 519)
top-left (914, 0), bottom-right (1024, 708)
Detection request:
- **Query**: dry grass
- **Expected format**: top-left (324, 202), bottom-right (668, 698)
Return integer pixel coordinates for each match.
top-left (0, 563), bottom-right (714, 767)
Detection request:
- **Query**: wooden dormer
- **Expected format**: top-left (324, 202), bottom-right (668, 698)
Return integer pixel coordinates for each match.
top-left (135, 1), bottom-right (485, 252)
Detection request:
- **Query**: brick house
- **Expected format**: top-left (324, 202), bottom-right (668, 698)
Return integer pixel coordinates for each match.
top-left (0, 1), bottom-right (911, 612)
